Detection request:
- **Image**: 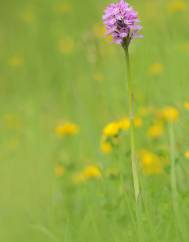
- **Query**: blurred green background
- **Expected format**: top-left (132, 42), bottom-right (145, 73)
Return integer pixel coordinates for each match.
top-left (0, 0), bottom-right (189, 241)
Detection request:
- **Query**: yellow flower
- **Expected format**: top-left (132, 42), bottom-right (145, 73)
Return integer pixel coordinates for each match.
top-left (140, 150), bottom-right (164, 174)
top-left (168, 0), bottom-right (187, 13)
top-left (149, 63), bottom-right (163, 76)
top-left (161, 106), bottom-right (179, 122)
top-left (73, 165), bottom-right (101, 184)
top-left (8, 55), bottom-right (24, 67)
top-left (118, 117), bottom-right (131, 131)
top-left (54, 3), bottom-right (73, 14)
top-left (184, 151), bottom-right (189, 159)
top-left (101, 142), bottom-right (112, 154)
top-left (58, 37), bottom-right (75, 54)
top-left (83, 165), bottom-right (102, 178)
top-left (103, 122), bottom-right (120, 137)
top-left (134, 117), bottom-right (143, 128)
top-left (55, 122), bottom-right (79, 137)
top-left (184, 102), bottom-right (189, 110)
top-left (55, 163), bottom-right (65, 177)
top-left (148, 122), bottom-right (164, 139)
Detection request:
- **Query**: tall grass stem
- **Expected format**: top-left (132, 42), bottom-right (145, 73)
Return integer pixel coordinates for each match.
top-left (124, 47), bottom-right (140, 204)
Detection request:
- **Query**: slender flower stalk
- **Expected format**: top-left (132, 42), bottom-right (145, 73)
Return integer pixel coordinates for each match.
top-left (124, 46), bottom-right (140, 203)
top-left (103, 0), bottom-right (142, 203)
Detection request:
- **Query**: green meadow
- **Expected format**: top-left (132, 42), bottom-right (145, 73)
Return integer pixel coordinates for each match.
top-left (1, 0), bottom-right (189, 241)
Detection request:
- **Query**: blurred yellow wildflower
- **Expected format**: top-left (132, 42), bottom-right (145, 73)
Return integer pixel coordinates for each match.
top-left (168, 0), bottom-right (187, 13)
top-left (54, 3), bottom-right (73, 14)
top-left (184, 102), bottom-right (189, 110)
top-left (134, 117), bottom-right (143, 128)
top-left (149, 63), bottom-right (163, 76)
top-left (161, 106), bottom-right (179, 122)
top-left (103, 117), bottom-right (131, 139)
top-left (140, 150), bottom-right (164, 174)
top-left (58, 37), bottom-right (75, 54)
top-left (55, 163), bottom-right (65, 177)
top-left (118, 117), bottom-right (130, 131)
top-left (73, 165), bottom-right (101, 184)
top-left (148, 122), bottom-right (164, 139)
top-left (101, 142), bottom-right (112, 154)
top-left (103, 122), bottom-right (120, 137)
top-left (8, 55), bottom-right (24, 67)
top-left (55, 122), bottom-right (79, 137)
top-left (84, 165), bottom-right (102, 178)
top-left (184, 151), bottom-right (189, 159)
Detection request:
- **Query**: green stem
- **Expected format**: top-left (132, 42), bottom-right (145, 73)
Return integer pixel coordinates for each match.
top-left (124, 47), bottom-right (140, 204)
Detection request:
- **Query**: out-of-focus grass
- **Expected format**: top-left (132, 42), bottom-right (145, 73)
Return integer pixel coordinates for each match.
top-left (0, 0), bottom-right (189, 241)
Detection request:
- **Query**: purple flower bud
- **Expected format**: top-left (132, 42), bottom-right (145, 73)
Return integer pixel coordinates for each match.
top-left (103, 0), bottom-right (142, 47)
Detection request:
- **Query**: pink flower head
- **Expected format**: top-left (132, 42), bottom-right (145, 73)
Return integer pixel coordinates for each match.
top-left (103, 0), bottom-right (142, 47)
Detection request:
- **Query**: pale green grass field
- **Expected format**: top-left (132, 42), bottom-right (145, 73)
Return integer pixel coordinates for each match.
top-left (0, 0), bottom-right (189, 241)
